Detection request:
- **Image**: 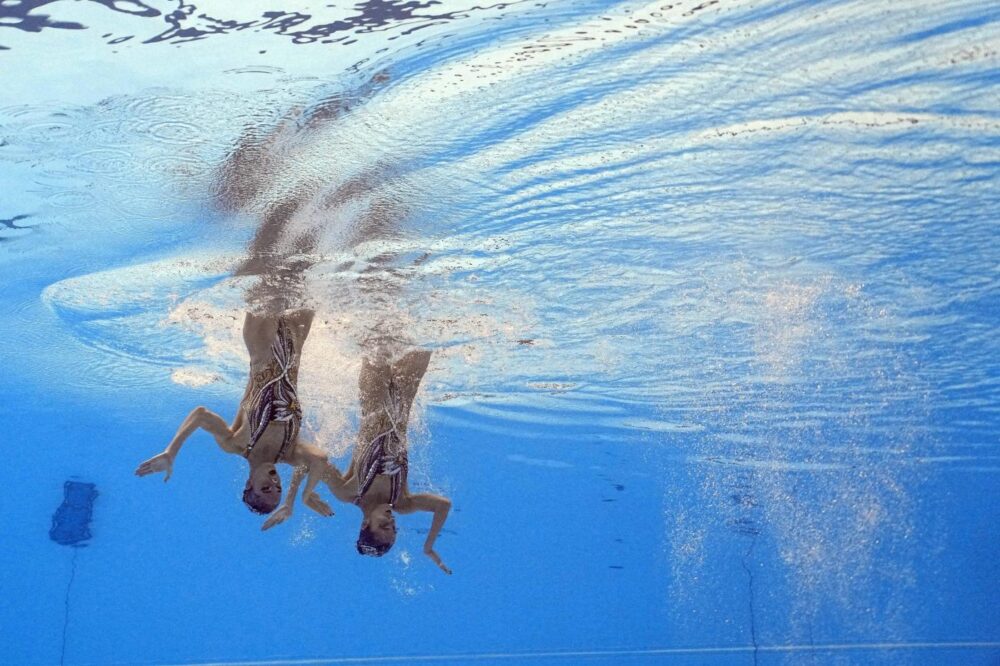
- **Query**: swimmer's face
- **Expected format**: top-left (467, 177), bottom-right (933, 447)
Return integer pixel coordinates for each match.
top-left (253, 464), bottom-right (282, 496)
top-left (357, 503), bottom-right (396, 556)
top-left (243, 463), bottom-right (281, 514)
top-left (366, 503), bottom-right (396, 538)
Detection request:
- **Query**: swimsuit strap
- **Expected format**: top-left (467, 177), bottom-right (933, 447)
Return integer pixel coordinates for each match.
top-left (245, 317), bottom-right (302, 462)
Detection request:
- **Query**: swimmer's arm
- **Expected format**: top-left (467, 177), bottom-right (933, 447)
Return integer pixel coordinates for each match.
top-left (321, 462), bottom-right (356, 504)
top-left (263, 465), bottom-right (314, 530)
top-left (397, 493), bottom-right (452, 574)
top-left (293, 443), bottom-right (356, 504)
top-left (229, 408), bottom-right (246, 436)
top-left (135, 406), bottom-right (240, 481)
top-left (229, 377), bottom-right (252, 432)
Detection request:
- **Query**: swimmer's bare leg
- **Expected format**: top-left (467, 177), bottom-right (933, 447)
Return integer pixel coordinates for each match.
top-left (355, 348), bottom-right (429, 456)
top-left (359, 353), bottom-right (395, 414)
top-left (393, 350), bottom-right (431, 406)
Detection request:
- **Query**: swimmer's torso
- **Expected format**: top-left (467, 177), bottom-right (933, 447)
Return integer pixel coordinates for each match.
top-left (348, 352), bottom-right (429, 503)
top-left (236, 312), bottom-right (310, 460)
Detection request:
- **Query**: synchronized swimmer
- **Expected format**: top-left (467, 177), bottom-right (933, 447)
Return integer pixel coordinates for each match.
top-left (134, 314), bottom-right (452, 573)
top-left (272, 349), bottom-right (452, 573)
top-left (135, 310), bottom-right (335, 517)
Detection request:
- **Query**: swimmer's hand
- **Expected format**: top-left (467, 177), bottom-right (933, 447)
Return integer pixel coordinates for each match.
top-left (304, 492), bottom-right (334, 517)
top-left (261, 505), bottom-right (292, 531)
top-left (135, 452), bottom-right (174, 482)
top-left (425, 547), bottom-right (452, 575)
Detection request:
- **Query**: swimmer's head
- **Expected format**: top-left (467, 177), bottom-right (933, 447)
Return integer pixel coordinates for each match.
top-left (243, 463), bottom-right (282, 515)
top-left (357, 503), bottom-right (396, 557)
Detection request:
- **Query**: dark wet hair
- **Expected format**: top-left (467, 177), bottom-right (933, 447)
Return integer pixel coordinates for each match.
top-left (356, 524), bottom-right (395, 557)
top-left (242, 479), bottom-right (279, 515)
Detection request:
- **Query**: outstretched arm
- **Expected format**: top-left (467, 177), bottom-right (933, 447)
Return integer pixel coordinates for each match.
top-left (397, 493), bottom-right (452, 574)
top-left (135, 406), bottom-right (240, 481)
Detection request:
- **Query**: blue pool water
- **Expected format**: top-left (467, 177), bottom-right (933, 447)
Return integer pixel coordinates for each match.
top-left (1, 1), bottom-right (999, 664)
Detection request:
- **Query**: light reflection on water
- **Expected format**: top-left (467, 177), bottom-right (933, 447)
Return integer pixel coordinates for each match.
top-left (1, 0), bottom-right (999, 662)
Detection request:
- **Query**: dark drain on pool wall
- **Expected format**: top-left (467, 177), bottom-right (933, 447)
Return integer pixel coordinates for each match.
top-left (50, 480), bottom-right (98, 547)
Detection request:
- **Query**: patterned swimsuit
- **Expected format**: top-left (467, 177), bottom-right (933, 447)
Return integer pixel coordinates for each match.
top-left (354, 378), bottom-right (408, 506)
top-left (244, 317), bottom-right (301, 463)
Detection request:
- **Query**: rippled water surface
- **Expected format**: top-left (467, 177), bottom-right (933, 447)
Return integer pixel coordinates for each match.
top-left (2, 1), bottom-right (999, 664)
